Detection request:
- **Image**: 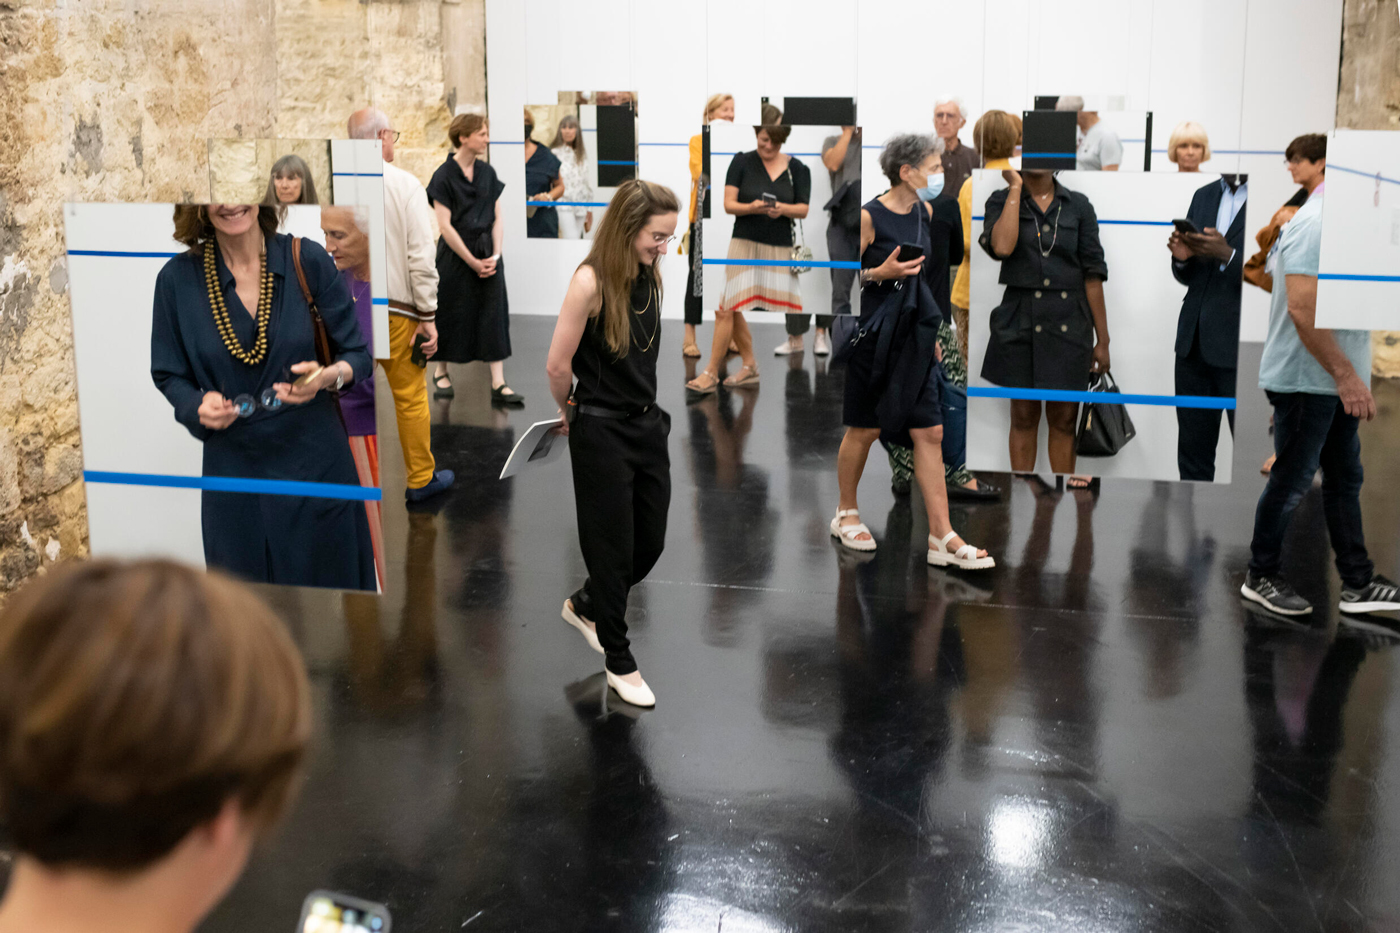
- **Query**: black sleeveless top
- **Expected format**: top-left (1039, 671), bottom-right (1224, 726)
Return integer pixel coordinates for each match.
top-left (860, 197), bottom-right (930, 317)
top-left (572, 265), bottom-right (660, 411)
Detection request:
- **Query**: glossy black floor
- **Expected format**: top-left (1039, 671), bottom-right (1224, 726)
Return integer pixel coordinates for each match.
top-left (200, 318), bottom-right (1400, 933)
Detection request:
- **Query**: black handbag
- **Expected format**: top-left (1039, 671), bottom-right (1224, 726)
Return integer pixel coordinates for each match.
top-left (1076, 372), bottom-right (1136, 457)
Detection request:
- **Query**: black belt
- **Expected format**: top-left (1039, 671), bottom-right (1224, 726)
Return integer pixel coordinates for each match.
top-left (575, 402), bottom-right (654, 420)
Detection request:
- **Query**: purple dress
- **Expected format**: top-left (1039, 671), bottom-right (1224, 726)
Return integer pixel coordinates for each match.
top-left (339, 272), bottom-right (376, 437)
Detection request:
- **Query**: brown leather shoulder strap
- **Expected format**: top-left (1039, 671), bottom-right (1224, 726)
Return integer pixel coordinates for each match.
top-left (291, 237), bottom-right (315, 310)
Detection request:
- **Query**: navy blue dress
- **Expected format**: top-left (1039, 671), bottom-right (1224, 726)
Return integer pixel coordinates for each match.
top-left (151, 233), bottom-right (377, 591)
top-left (525, 144), bottom-right (562, 238)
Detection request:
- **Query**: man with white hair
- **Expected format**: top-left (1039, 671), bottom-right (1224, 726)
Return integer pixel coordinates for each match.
top-left (348, 106), bottom-right (455, 504)
top-left (1055, 95), bottom-right (1122, 171)
top-left (933, 97), bottom-right (979, 203)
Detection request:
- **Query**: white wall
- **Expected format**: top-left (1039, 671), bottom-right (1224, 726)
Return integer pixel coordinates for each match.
top-left (965, 170), bottom-right (1235, 483)
top-left (1316, 130), bottom-right (1400, 330)
top-left (487, 0), bottom-right (1343, 337)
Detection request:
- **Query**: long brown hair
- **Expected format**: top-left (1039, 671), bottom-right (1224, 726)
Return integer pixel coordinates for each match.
top-left (581, 179), bottom-right (679, 359)
top-left (172, 204), bottom-right (280, 254)
top-left (261, 154), bottom-right (319, 206)
top-left (550, 114), bottom-right (586, 162)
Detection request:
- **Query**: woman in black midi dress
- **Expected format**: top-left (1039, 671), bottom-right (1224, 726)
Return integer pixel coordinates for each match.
top-left (979, 169), bottom-right (1110, 477)
top-left (427, 113), bottom-right (523, 405)
top-left (151, 204), bottom-right (376, 591)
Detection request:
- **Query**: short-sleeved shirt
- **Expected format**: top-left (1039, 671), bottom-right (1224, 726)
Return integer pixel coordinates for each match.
top-left (1258, 192), bottom-right (1371, 395)
top-left (427, 156), bottom-right (504, 249)
top-left (938, 139), bottom-right (979, 203)
top-left (821, 131), bottom-right (861, 192)
top-left (724, 150), bottom-right (812, 246)
top-left (979, 180), bottom-right (1108, 288)
top-left (1077, 122), bottom-right (1123, 171)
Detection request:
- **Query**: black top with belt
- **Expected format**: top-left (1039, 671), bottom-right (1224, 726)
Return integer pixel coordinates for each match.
top-left (978, 180), bottom-right (1108, 390)
top-left (572, 265), bottom-right (660, 413)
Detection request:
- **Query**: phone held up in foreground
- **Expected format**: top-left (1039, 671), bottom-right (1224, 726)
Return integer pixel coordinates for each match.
top-left (1171, 218), bottom-right (1201, 235)
top-left (410, 333), bottom-right (428, 368)
top-left (298, 890), bottom-right (392, 933)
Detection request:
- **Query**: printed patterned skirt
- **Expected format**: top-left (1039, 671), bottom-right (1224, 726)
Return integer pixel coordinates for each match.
top-left (718, 237), bottom-right (803, 316)
top-left (348, 433), bottom-right (385, 593)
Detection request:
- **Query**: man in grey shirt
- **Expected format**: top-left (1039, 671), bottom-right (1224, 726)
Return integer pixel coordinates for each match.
top-left (1056, 95), bottom-right (1122, 171)
top-left (934, 97), bottom-right (979, 202)
top-left (776, 126), bottom-right (860, 357)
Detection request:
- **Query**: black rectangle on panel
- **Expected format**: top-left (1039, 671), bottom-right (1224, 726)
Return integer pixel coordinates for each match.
top-left (782, 97), bottom-right (856, 126)
top-left (701, 125), bottom-right (712, 220)
top-left (1022, 110), bottom-right (1078, 170)
top-left (1034, 96), bottom-right (1061, 111)
top-left (596, 104), bottom-right (637, 188)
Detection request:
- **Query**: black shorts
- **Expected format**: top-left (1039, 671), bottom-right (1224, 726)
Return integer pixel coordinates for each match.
top-left (842, 335), bottom-right (942, 430)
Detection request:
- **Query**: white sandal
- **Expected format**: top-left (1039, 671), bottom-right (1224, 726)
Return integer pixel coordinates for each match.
top-left (830, 509), bottom-right (876, 552)
top-left (927, 531), bottom-right (995, 570)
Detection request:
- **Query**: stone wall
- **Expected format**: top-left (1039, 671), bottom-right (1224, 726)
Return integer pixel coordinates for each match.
top-left (1337, 0), bottom-right (1400, 376)
top-left (0, 0), bottom-right (483, 593)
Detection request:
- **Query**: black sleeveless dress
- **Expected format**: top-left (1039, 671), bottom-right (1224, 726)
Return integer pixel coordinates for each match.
top-left (842, 197), bottom-right (942, 431)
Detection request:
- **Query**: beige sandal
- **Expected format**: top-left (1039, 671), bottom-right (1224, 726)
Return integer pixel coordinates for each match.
top-left (723, 364), bottom-right (761, 387)
top-left (686, 370), bottom-right (720, 395)
top-left (682, 342), bottom-right (702, 358)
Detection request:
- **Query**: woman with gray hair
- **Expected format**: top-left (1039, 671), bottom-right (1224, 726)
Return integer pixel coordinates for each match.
top-left (262, 154), bottom-right (319, 206)
top-left (830, 133), bottom-right (994, 570)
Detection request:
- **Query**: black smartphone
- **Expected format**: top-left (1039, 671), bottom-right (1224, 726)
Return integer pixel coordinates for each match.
top-left (410, 333), bottom-right (428, 368)
top-left (298, 890), bottom-right (391, 933)
top-left (896, 242), bottom-right (925, 263)
top-left (1172, 218), bottom-right (1201, 235)
top-left (761, 192), bottom-right (777, 208)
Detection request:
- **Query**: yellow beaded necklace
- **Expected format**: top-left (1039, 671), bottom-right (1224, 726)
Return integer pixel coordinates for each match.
top-left (204, 240), bottom-right (273, 366)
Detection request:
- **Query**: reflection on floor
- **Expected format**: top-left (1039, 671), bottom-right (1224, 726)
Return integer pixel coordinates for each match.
top-left (195, 319), bottom-right (1400, 932)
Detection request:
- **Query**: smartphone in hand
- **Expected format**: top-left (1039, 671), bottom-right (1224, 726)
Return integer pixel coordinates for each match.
top-left (410, 333), bottom-right (428, 368)
top-left (762, 193), bottom-right (778, 208)
top-left (896, 242), bottom-right (926, 263)
top-left (297, 890), bottom-right (391, 933)
top-left (1172, 218), bottom-right (1201, 235)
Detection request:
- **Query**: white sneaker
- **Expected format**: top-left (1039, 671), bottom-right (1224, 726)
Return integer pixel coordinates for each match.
top-left (606, 669), bottom-right (656, 707)
top-left (814, 330), bottom-right (832, 356)
top-left (773, 338), bottom-right (803, 356)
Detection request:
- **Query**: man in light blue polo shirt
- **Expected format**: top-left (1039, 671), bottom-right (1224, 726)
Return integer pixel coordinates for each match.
top-left (1241, 133), bottom-right (1400, 621)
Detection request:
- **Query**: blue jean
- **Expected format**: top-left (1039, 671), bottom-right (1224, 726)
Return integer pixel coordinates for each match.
top-left (940, 366), bottom-right (967, 468)
top-left (1248, 391), bottom-right (1372, 589)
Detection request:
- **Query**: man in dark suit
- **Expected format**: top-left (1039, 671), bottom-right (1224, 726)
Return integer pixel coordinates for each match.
top-left (1168, 175), bottom-right (1248, 481)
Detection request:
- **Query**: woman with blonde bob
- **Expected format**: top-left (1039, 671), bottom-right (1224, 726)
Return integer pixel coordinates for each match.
top-left (1167, 121), bottom-right (1211, 172)
top-left (0, 559), bottom-right (311, 933)
top-left (546, 179), bottom-right (681, 709)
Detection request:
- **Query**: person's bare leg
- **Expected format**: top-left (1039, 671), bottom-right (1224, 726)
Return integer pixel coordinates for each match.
top-left (911, 426), bottom-right (987, 557)
top-left (731, 312), bottom-right (757, 370)
top-left (489, 359), bottom-right (506, 390)
top-left (683, 323), bottom-right (699, 354)
top-left (836, 427), bottom-right (880, 543)
top-left (688, 308), bottom-right (734, 389)
top-left (1009, 399), bottom-right (1042, 472)
top-left (1044, 401), bottom-right (1079, 475)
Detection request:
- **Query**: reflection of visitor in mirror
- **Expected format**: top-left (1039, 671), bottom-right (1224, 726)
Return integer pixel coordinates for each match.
top-left (321, 205), bottom-right (386, 583)
top-left (524, 108), bottom-right (564, 238)
top-left (979, 166), bottom-right (1110, 477)
top-left (263, 154), bottom-right (319, 205)
top-left (1167, 121), bottom-right (1210, 173)
top-left (150, 205), bottom-right (376, 590)
top-left (686, 104), bottom-right (810, 394)
top-left (1056, 96), bottom-right (1122, 172)
top-left (428, 114), bottom-right (523, 404)
top-left (934, 97), bottom-right (979, 204)
top-left (1166, 147), bottom-right (1246, 482)
top-left (682, 94), bottom-right (736, 359)
top-left (551, 115), bottom-right (594, 238)
top-left (1243, 136), bottom-right (1320, 295)
top-left (952, 109), bottom-right (1021, 365)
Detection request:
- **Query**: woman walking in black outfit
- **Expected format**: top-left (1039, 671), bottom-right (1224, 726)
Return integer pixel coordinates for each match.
top-left (546, 179), bottom-right (681, 708)
top-left (428, 113), bottom-right (524, 405)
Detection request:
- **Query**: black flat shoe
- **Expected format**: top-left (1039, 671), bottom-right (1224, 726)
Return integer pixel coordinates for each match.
top-left (492, 385), bottom-right (525, 406)
top-left (948, 479), bottom-right (1003, 501)
top-left (432, 374), bottom-right (454, 398)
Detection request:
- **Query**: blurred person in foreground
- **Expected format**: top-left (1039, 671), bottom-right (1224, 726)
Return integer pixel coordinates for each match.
top-left (0, 558), bottom-right (311, 933)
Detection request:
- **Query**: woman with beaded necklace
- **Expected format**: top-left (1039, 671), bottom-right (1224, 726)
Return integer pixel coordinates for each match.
top-left (545, 179), bottom-right (680, 708)
top-left (151, 203), bottom-right (376, 590)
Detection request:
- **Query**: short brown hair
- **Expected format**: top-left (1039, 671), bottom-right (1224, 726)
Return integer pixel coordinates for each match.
top-left (973, 110), bottom-right (1022, 162)
top-left (450, 112), bottom-right (488, 149)
top-left (755, 103), bottom-right (790, 147)
top-left (172, 205), bottom-right (281, 253)
top-left (0, 560), bottom-right (311, 872)
top-left (1285, 133), bottom-right (1327, 165)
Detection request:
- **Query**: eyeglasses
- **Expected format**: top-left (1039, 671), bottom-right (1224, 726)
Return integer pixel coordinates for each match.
top-left (650, 234), bottom-right (678, 246)
top-left (382, 129), bottom-right (402, 143)
top-left (232, 388), bottom-right (285, 418)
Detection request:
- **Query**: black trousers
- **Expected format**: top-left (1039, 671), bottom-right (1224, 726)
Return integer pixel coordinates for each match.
top-left (568, 407), bottom-right (672, 675)
top-left (684, 222), bottom-right (703, 326)
top-left (1174, 336), bottom-right (1236, 482)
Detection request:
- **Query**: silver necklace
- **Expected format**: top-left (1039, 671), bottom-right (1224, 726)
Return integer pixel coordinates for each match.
top-left (1032, 192), bottom-right (1062, 259)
